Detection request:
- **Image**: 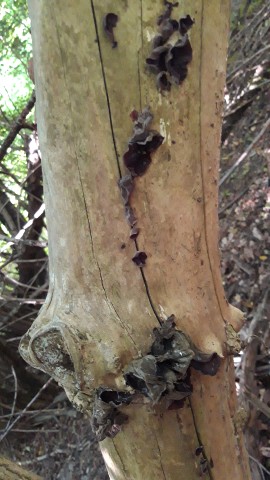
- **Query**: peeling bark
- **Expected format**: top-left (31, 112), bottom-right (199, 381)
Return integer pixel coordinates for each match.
top-left (20, 1), bottom-right (251, 479)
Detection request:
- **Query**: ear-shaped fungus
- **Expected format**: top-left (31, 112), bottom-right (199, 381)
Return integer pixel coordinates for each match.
top-left (166, 37), bottom-right (193, 84)
top-left (179, 14), bottom-right (194, 35)
top-left (119, 107), bottom-right (163, 244)
top-left (132, 251), bottom-right (147, 267)
top-left (124, 316), bottom-right (221, 407)
top-left (103, 13), bottom-right (118, 48)
top-left (146, 2), bottom-right (194, 91)
top-left (156, 71), bottom-right (171, 92)
top-left (123, 107), bottom-right (164, 176)
top-left (157, 1), bottom-right (179, 25)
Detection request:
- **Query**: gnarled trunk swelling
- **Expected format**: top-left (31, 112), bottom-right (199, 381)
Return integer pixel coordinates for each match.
top-left (20, 1), bottom-right (251, 479)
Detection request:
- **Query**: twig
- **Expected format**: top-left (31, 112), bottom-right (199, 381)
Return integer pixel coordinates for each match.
top-left (0, 90), bottom-right (36, 164)
top-left (0, 203), bottom-right (46, 254)
top-left (0, 377), bottom-right (53, 442)
top-left (18, 450), bottom-right (68, 466)
top-left (219, 186), bottom-right (249, 217)
top-left (227, 45), bottom-right (270, 84)
top-left (0, 234), bottom-right (47, 248)
top-left (245, 390), bottom-right (270, 420)
top-left (249, 454), bottom-right (270, 478)
top-left (0, 296), bottom-right (45, 304)
top-left (219, 118), bottom-right (270, 186)
top-left (2, 366), bottom-right (18, 434)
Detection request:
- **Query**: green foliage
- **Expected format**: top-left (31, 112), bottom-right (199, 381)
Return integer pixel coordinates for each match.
top-left (0, 0), bottom-right (32, 206)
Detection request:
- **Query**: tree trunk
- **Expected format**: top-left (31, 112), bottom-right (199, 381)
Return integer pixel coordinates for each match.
top-left (20, 1), bottom-right (251, 479)
top-left (0, 457), bottom-right (41, 480)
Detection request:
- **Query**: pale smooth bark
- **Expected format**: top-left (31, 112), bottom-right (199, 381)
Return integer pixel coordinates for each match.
top-left (20, 1), bottom-right (251, 479)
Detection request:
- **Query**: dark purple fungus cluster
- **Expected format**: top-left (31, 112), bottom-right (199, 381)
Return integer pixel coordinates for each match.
top-left (146, 1), bottom-right (194, 92)
top-left (92, 315), bottom-right (221, 438)
top-left (118, 107), bottom-right (164, 266)
top-left (103, 13), bottom-right (118, 48)
top-left (123, 108), bottom-right (164, 176)
top-left (92, 316), bottom-right (221, 440)
top-left (132, 251), bottom-right (147, 267)
top-left (124, 315), bottom-right (220, 407)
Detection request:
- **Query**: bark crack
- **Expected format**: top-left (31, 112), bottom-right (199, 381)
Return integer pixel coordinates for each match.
top-left (133, 4), bottom-right (162, 326)
top-left (154, 432), bottom-right (167, 480)
top-left (134, 238), bottom-right (162, 325)
top-left (89, 2), bottom-right (161, 327)
top-left (111, 439), bottom-right (129, 480)
top-left (198, 1), bottom-right (225, 323)
top-left (137, 0), bottom-right (143, 111)
top-left (90, 0), bottom-right (122, 178)
top-left (83, 200), bottom-right (140, 353)
top-left (188, 398), bottom-right (213, 480)
top-left (51, 7), bottom-right (139, 353)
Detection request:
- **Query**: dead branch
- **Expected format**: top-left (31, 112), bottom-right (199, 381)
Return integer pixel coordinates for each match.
top-left (219, 118), bottom-right (270, 186)
top-left (0, 91), bottom-right (36, 164)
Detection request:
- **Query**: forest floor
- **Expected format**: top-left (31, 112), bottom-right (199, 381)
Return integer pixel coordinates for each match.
top-left (1, 3), bottom-right (270, 480)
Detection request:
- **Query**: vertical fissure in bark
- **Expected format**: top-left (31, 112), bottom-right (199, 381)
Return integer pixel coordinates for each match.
top-left (133, 2), bottom-right (162, 326)
top-left (198, 2), bottom-right (225, 324)
top-left (111, 440), bottom-right (129, 480)
top-left (90, 0), bottom-right (121, 178)
top-left (52, 5), bottom-right (139, 349)
top-left (188, 398), bottom-right (213, 480)
top-left (135, 238), bottom-right (162, 325)
top-left (137, 0), bottom-right (143, 110)
top-left (154, 432), bottom-right (167, 480)
top-left (90, 1), bottom-right (162, 328)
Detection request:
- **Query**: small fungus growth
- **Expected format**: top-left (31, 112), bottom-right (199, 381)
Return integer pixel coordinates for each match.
top-left (132, 251), bottom-right (147, 267)
top-left (91, 387), bottom-right (132, 441)
top-left (103, 13), bottom-right (119, 48)
top-left (92, 316), bottom-right (221, 440)
top-left (146, 1), bottom-right (194, 91)
top-left (123, 107), bottom-right (164, 177)
top-left (118, 107), bottom-right (164, 262)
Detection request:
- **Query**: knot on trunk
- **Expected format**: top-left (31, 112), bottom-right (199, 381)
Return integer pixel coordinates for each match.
top-left (19, 321), bottom-right (93, 411)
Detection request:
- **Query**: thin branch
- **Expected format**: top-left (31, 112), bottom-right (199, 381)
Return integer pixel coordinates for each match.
top-left (245, 390), bottom-right (270, 420)
top-left (2, 366), bottom-right (18, 434)
top-left (227, 45), bottom-right (270, 84)
top-left (219, 186), bottom-right (249, 218)
top-left (219, 118), bottom-right (270, 186)
top-left (0, 378), bottom-right (53, 442)
top-left (249, 454), bottom-right (270, 478)
top-left (0, 234), bottom-right (47, 248)
top-left (0, 90), bottom-right (36, 164)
